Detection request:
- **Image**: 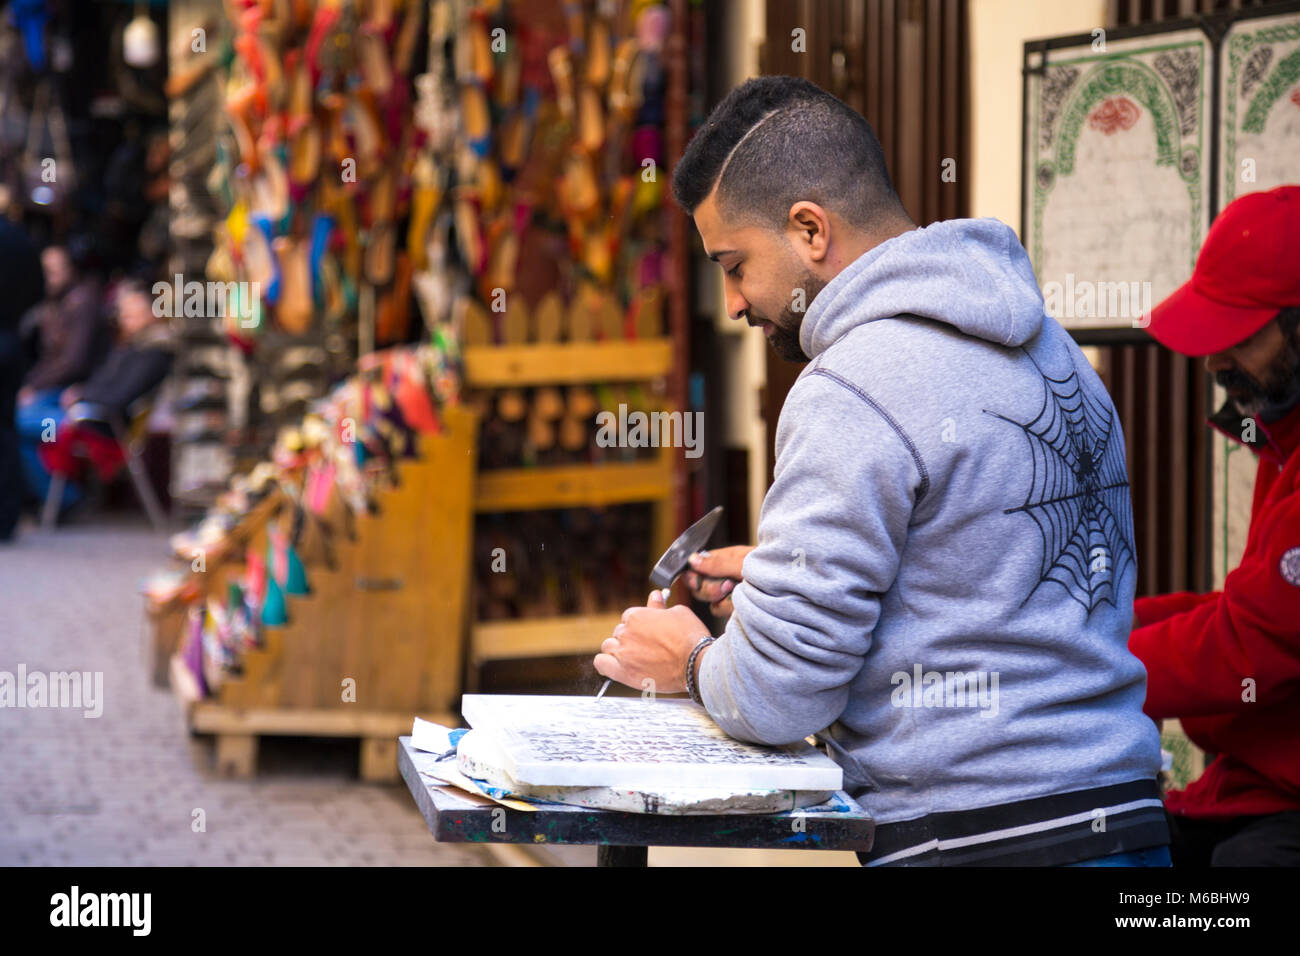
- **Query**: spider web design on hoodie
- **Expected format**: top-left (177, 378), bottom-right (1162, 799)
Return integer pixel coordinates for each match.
top-left (985, 357), bottom-right (1135, 613)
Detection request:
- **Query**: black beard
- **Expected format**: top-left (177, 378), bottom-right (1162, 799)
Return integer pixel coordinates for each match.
top-left (767, 319), bottom-right (810, 363)
top-left (1217, 336), bottom-right (1300, 420)
top-left (759, 272), bottom-right (827, 363)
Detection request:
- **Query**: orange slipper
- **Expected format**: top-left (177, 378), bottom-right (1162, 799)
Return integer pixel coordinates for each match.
top-left (275, 236), bottom-right (314, 335)
top-left (364, 222), bottom-right (396, 285)
top-left (547, 46), bottom-right (575, 121)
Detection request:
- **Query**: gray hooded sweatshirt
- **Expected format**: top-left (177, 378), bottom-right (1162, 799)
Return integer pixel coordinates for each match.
top-left (697, 218), bottom-right (1168, 866)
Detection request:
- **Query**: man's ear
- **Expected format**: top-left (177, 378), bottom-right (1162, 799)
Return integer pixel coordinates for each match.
top-left (787, 201), bottom-right (831, 263)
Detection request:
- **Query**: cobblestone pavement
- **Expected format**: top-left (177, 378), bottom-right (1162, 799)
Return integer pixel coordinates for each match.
top-left (0, 516), bottom-right (498, 867)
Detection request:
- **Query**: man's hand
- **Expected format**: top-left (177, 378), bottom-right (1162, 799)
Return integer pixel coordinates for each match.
top-left (593, 589), bottom-right (712, 694)
top-left (16, 386), bottom-right (36, 407)
top-left (684, 545), bottom-right (754, 617)
top-left (59, 386), bottom-right (81, 410)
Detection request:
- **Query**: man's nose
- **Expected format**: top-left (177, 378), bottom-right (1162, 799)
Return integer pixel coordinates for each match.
top-left (1204, 350), bottom-right (1234, 374)
top-left (727, 289), bottom-right (749, 323)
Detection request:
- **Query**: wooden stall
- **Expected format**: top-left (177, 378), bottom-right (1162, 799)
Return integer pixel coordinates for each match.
top-left (168, 406), bottom-right (478, 781)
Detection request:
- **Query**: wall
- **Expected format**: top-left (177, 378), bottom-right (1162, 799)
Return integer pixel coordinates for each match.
top-left (969, 0), bottom-right (1108, 226)
top-left (712, 0), bottom-right (769, 539)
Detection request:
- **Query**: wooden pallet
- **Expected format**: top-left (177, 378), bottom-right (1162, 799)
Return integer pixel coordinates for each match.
top-left (174, 683), bottom-right (456, 781)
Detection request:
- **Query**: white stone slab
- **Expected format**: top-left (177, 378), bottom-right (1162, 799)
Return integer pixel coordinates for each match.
top-left (455, 728), bottom-right (833, 815)
top-left (459, 695), bottom-right (844, 791)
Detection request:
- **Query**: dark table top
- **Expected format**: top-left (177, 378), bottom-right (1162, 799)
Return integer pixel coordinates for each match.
top-left (397, 736), bottom-right (875, 852)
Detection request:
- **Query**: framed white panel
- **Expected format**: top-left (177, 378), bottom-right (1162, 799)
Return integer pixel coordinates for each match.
top-left (1023, 28), bottom-right (1213, 332)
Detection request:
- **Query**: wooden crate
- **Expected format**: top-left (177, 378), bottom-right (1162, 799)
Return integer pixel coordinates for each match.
top-left (464, 340), bottom-right (680, 683)
top-left (143, 591), bottom-right (194, 689)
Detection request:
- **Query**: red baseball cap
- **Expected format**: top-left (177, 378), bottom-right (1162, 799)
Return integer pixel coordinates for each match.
top-left (1146, 185), bottom-right (1300, 356)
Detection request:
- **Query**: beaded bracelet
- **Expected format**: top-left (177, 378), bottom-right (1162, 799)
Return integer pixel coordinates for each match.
top-left (685, 636), bottom-right (716, 705)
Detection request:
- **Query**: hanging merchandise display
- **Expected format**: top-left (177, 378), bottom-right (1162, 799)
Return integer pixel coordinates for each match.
top-left (428, 0), bottom-right (678, 476)
top-left (169, 5), bottom-right (239, 506)
top-left (165, 334), bottom-right (462, 697)
top-left (144, 0), bottom-right (690, 753)
top-left (416, 0), bottom-right (689, 689)
top-left (202, 0), bottom-right (430, 468)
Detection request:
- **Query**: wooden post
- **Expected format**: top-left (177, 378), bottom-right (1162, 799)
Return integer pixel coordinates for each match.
top-left (359, 736), bottom-right (399, 782)
top-left (214, 733), bottom-right (257, 777)
top-left (597, 845), bottom-right (649, 867)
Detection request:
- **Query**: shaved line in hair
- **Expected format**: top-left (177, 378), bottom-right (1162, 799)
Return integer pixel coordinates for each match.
top-left (714, 105), bottom-right (800, 218)
top-left (673, 76), bottom-right (907, 233)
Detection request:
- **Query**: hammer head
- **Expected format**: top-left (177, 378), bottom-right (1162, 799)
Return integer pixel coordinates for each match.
top-left (649, 506), bottom-right (724, 589)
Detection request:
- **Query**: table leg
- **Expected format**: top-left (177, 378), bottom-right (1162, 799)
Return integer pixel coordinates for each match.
top-left (597, 845), bottom-right (648, 867)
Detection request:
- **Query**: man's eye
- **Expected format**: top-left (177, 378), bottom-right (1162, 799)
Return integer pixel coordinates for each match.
top-left (727, 265), bottom-right (742, 279)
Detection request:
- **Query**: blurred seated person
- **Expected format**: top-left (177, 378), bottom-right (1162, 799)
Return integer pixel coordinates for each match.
top-left (15, 240), bottom-right (105, 500)
top-left (17, 239), bottom-right (105, 399)
top-left (32, 278), bottom-right (174, 510)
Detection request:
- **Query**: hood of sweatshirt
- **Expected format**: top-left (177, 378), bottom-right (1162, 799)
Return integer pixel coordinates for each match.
top-left (800, 217), bottom-right (1047, 359)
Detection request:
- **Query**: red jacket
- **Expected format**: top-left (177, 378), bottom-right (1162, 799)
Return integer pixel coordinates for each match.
top-left (1130, 400), bottom-right (1300, 819)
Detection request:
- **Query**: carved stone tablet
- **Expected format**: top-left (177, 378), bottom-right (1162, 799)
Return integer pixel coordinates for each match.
top-left (459, 695), bottom-right (844, 791)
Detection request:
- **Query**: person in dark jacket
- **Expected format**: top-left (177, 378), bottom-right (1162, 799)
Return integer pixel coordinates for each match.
top-left (1131, 185), bottom-right (1300, 867)
top-left (15, 241), bottom-right (106, 501)
top-left (34, 277), bottom-right (173, 511)
top-left (17, 242), bottom-right (104, 398)
top-left (0, 217), bottom-right (46, 540)
top-left (59, 279), bottom-right (173, 419)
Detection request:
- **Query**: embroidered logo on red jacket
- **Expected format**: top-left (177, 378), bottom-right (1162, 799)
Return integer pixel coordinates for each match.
top-left (1280, 547), bottom-right (1300, 587)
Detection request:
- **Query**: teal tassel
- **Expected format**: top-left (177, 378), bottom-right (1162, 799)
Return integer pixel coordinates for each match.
top-left (284, 545), bottom-right (310, 595)
top-left (261, 576), bottom-right (288, 627)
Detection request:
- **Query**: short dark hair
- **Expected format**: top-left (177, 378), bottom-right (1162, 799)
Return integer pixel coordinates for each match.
top-left (671, 76), bottom-right (907, 231)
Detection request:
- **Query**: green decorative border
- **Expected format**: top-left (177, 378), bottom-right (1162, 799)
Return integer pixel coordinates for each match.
top-left (1030, 40), bottom-right (1206, 278)
top-left (1223, 19), bottom-right (1300, 205)
top-left (1055, 62), bottom-right (1183, 175)
top-left (1242, 49), bottom-right (1300, 132)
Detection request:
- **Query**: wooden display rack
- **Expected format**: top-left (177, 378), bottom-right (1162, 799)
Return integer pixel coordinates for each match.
top-left (464, 340), bottom-right (679, 685)
top-left (170, 405), bottom-right (478, 781)
top-left (449, 0), bottom-right (692, 684)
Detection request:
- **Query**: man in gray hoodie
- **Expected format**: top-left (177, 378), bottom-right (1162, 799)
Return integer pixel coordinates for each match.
top-left (593, 76), bottom-right (1168, 866)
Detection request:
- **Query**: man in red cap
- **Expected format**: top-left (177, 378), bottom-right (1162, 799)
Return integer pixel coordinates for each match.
top-left (1133, 184), bottom-right (1300, 866)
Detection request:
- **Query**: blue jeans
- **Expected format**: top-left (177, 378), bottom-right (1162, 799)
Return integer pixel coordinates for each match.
top-left (1064, 844), bottom-right (1172, 867)
top-left (15, 388), bottom-right (80, 508)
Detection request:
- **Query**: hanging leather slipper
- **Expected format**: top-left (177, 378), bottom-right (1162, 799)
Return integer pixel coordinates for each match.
top-left (460, 79), bottom-right (492, 158)
top-left (274, 236), bottom-right (314, 335)
top-left (498, 389), bottom-right (527, 422)
top-left (459, 294), bottom-right (493, 347)
top-left (533, 290), bottom-right (564, 342)
top-left (586, 15), bottom-right (611, 87)
top-left (578, 82), bottom-right (605, 154)
top-left (289, 121), bottom-right (321, 203)
top-left (364, 221), bottom-right (396, 285)
top-left (547, 46), bottom-right (575, 121)
top-left (566, 284), bottom-right (594, 342)
top-left (246, 213), bottom-right (281, 305)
